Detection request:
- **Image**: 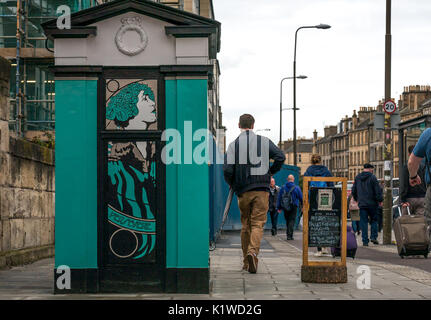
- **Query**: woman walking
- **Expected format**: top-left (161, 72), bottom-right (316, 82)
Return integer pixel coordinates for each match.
top-left (304, 154), bottom-right (333, 257)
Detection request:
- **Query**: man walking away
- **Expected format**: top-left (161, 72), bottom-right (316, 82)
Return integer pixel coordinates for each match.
top-left (352, 163), bottom-right (383, 246)
top-left (401, 144), bottom-right (426, 216)
top-left (277, 174), bottom-right (303, 240)
top-left (223, 114), bottom-right (285, 273)
top-left (268, 178), bottom-right (280, 236)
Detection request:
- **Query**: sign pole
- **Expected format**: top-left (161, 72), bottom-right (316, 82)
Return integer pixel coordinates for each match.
top-left (383, 0), bottom-right (393, 245)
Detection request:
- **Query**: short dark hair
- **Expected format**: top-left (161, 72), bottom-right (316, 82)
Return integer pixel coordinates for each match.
top-left (408, 144), bottom-right (415, 154)
top-left (364, 163), bottom-right (374, 169)
top-left (239, 114), bottom-right (255, 129)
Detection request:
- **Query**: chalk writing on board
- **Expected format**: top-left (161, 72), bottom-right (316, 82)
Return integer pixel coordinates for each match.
top-left (308, 211), bottom-right (341, 247)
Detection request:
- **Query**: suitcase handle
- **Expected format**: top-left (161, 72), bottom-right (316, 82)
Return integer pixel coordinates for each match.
top-left (397, 205), bottom-right (411, 216)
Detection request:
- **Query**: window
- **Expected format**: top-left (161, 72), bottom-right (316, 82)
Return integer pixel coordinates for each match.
top-left (194, 0), bottom-right (200, 14)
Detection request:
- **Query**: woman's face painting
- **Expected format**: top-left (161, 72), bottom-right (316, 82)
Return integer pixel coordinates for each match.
top-left (127, 90), bottom-right (157, 129)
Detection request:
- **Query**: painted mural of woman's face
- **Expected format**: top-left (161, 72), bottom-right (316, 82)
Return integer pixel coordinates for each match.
top-left (127, 90), bottom-right (157, 130)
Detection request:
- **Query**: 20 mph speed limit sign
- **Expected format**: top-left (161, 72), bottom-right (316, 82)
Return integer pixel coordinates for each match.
top-left (383, 100), bottom-right (397, 115)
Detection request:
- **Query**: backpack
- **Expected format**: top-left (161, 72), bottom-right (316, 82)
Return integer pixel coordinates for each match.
top-left (281, 186), bottom-right (296, 211)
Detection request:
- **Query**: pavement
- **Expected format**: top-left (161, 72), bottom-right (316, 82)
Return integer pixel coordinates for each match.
top-left (0, 229), bottom-right (431, 300)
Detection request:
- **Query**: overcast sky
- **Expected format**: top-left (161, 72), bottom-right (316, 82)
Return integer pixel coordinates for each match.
top-left (214, 0), bottom-right (431, 145)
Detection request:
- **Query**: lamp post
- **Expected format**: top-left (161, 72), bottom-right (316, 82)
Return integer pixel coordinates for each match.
top-left (293, 24), bottom-right (331, 166)
top-left (280, 75), bottom-right (307, 149)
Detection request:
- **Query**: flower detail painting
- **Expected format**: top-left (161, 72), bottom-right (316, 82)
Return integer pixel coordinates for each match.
top-left (105, 80), bottom-right (158, 262)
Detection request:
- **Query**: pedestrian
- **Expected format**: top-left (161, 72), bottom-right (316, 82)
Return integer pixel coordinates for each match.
top-left (268, 178), bottom-right (280, 236)
top-left (352, 163), bottom-right (383, 246)
top-left (348, 191), bottom-right (360, 235)
top-left (400, 144), bottom-right (426, 216)
top-left (223, 114), bottom-right (285, 273)
top-left (304, 154), bottom-right (333, 256)
top-left (277, 174), bottom-right (303, 240)
top-left (408, 128), bottom-right (431, 229)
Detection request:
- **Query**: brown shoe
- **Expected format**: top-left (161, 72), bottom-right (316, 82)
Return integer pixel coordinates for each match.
top-left (246, 253), bottom-right (258, 273)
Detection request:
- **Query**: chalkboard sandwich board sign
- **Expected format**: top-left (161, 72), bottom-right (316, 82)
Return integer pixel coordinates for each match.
top-left (308, 188), bottom-right (342, 248)
top-left (301, 176), bottom-right (348, 283)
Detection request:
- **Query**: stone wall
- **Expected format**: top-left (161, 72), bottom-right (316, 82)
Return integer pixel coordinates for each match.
top-left (0, 56), bottom-right (55, 268)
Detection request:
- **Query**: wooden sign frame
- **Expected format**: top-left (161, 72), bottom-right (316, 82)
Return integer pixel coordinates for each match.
top-left (302, 177), bottom-right (348, 267)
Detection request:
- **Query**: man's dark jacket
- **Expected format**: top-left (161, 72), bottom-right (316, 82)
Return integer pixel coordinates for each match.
top-left (400, 162), bottom-right (426, 203)
top-left (223, 130), bottom-right (286, 196)
top-left (268, 185), bottom-right (280, 211)
top-left (352, 171), bottom-right (383, 208)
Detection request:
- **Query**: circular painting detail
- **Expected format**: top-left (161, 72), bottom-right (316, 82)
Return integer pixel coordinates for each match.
top-left (109, 228), bottom-right (139, 258)
top-left (115, 17), bottom-right (148, 56)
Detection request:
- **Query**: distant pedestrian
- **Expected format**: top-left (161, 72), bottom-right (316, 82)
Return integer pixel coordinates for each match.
top-left (408, 128), bottom-right (431, 229)
top-left (348, 192), bottom-right (360, 235)
top-left (277, 175), bottom-right (303, 240)
top-left (268, 178), bottom-right (280, 236)
top-left (352, 163), bottom-right (383, 246)
top-left (401, 144), bottom-right (426, 216)
top-left (304, 154), bottom-right (333, 256)
top-left (223, 114), bottom-right (285, 273)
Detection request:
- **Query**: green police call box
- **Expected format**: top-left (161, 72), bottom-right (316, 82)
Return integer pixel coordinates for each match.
top-left (42, 0), bottom-right (221, 294)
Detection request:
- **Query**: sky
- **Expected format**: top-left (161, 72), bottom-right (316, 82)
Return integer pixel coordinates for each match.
top-left (214, 0), bottom-right (431, 145)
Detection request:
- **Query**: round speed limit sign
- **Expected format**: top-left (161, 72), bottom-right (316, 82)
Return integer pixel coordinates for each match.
top-left (384, 100), bottom-right (397, 115)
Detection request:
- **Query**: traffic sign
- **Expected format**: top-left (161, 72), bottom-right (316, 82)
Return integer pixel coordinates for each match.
top-left (383, 100), bottom-right (397, 115)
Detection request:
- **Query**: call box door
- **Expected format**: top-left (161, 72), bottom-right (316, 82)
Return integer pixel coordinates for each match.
top-left (98, 68), bottom-right (166, 292)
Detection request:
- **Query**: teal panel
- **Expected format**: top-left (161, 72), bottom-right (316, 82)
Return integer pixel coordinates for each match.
top-left (166, 79), bottom-right (209, 268)
top-left (55, 79), bottom-right (98, 269)
top-left (165, 80), bottom-right (178, 268)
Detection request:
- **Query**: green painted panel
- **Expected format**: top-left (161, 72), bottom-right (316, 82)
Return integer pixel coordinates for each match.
top-left (165, 79), bottom-right (209, 268)
top-left (55, 80), bottom-right (98, 269)
top-left (165, 80), bottom-right (178, 268)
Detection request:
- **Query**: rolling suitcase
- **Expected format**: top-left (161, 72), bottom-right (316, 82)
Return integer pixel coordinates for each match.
top-left (331, 225), bottom-right (358, 259)
top-left (393, 206), bottom-right (430, 259)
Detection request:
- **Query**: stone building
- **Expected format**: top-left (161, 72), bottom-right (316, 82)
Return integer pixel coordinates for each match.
top-left (282, 138), bottom-right (314, 175)
top-left (0, 57), bottom-right (55, 269)
top-left (314, 125), bottom-right (337, 171)
top-left (332, 116), bottom-right (350, 178)
top-left (312, 85), bottom-right (431, 182)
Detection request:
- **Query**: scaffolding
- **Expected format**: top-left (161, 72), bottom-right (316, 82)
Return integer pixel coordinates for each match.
top-left (0, 0), bottom-right (191, 137)
top-left (0, 1), bottom-right (103, 137)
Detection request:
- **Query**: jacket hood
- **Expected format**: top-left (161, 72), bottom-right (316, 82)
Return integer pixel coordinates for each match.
top-left (284, 181), bottom-right (296, 189)
top-left (306, 165), bottom-right (331, 177)
top-left (358, 171), bottom-right (373, 181)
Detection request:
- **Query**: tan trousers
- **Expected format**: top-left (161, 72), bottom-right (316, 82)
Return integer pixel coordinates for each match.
top-left (238, 191), bottom-right (269, 266)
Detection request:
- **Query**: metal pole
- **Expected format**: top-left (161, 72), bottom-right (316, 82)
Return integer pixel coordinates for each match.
top-left (383, 0), bottom-right (392, 245)
top-left (280, 79), bottom-right (283, 148)
top-left (293, 28), bottom-right (299, 166)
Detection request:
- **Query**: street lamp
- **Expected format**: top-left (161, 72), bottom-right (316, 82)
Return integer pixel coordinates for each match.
top-left (280, 75), bottom-right (307, 149)
top-left (293, 24), bottom-right (331, 166)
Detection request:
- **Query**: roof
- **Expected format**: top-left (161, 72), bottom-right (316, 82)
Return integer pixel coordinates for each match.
top-left (42, 0), bottom-right (221, 55)
top-left (286, 143), bottom-right (313, 153)
top-left (421, 98), bottom-right (431, 108)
